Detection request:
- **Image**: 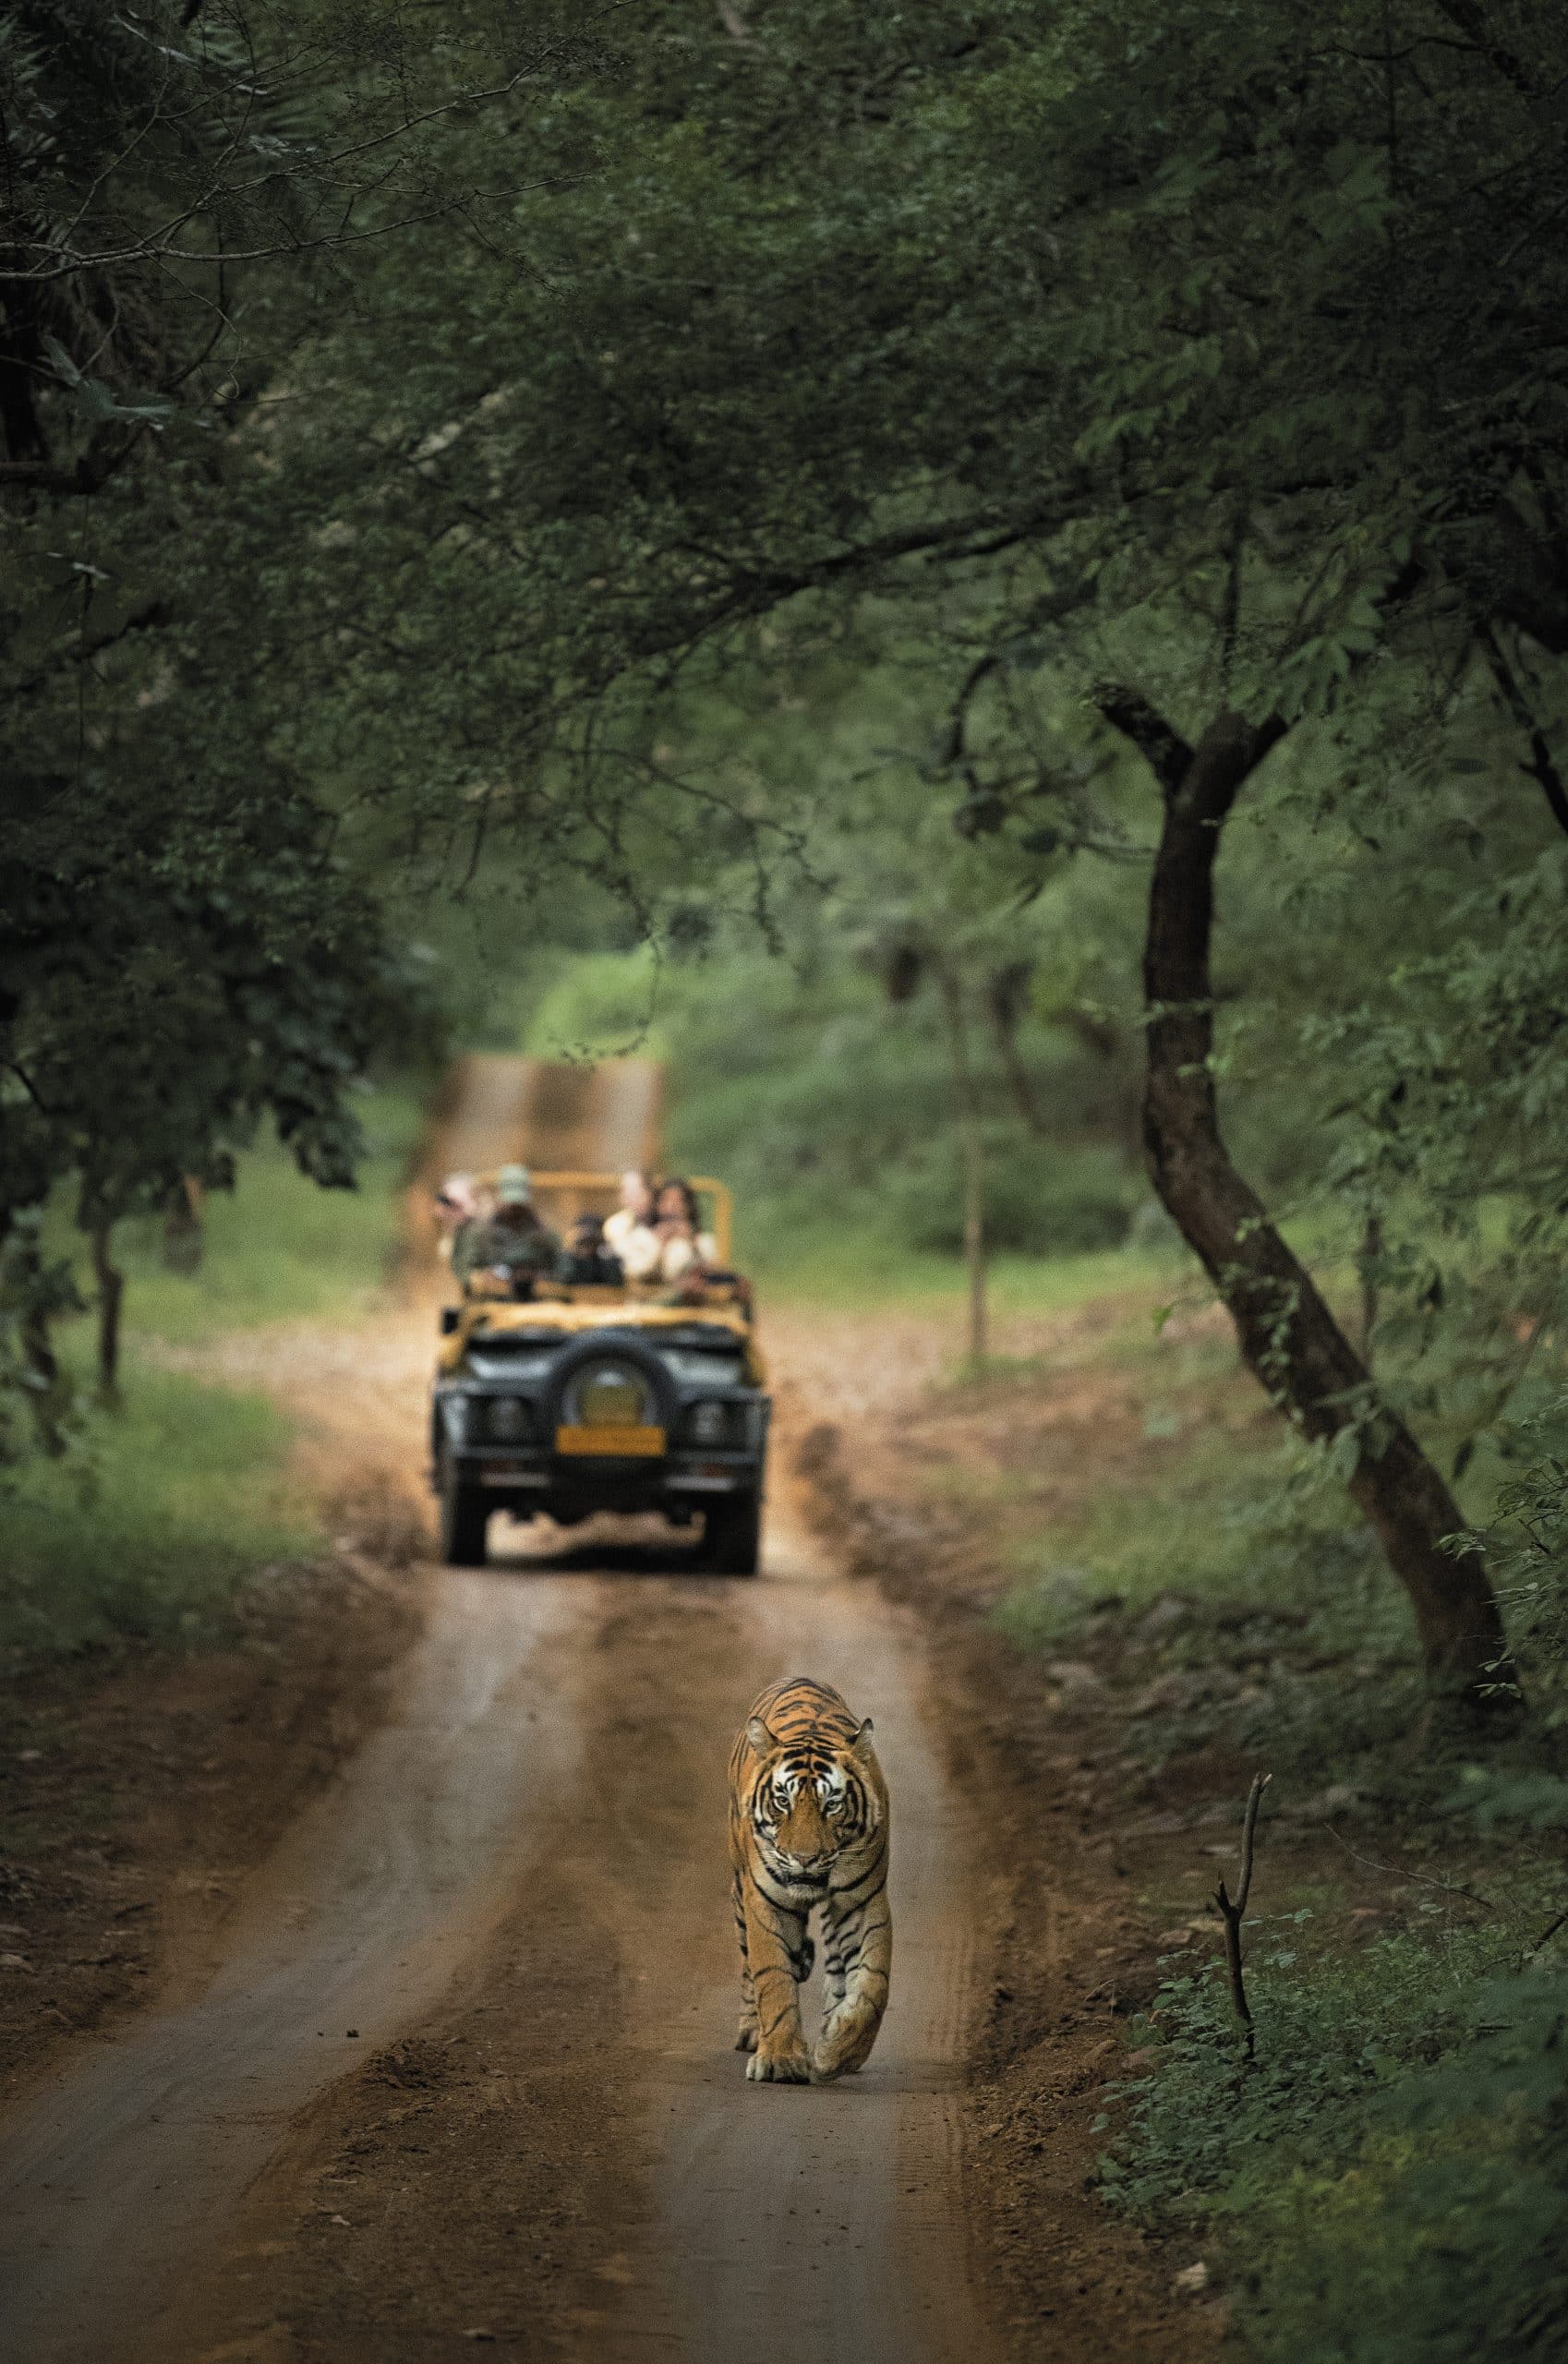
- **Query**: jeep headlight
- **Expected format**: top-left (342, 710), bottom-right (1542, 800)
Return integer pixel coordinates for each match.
top-left (685, 1399), bottom-right (753, 1449)
top-left (484, 1395), bottom-right (531, 1443)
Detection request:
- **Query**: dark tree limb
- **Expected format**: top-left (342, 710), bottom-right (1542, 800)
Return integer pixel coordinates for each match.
top-left (1478, 622), bottom-right (1568, 840)
top-left (1094, 683), bottom-right (1194, 793)
top-left (90, 1221), bottom-right (125, 1405)
top-left (1422, 0), bottom-right (1540, 97)
top-left (162, 1176), bottom-right (206, 1275)
top-left (1128, 700), bottom-right (1512, 1705)
top-left (0, 432), bottom-right (141, 498)
top-left (1211, 1772), bottom-right (1271, 2062)
top-left (1490, 499), bottom-right (1568, 656)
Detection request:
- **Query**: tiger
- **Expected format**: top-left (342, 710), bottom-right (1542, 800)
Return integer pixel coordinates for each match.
top-left (728, 1674), bottom-right (891, 2085)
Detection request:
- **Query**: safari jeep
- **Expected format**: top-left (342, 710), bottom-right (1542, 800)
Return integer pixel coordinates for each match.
top-left (429, 1172), bottom-right (769, 1574)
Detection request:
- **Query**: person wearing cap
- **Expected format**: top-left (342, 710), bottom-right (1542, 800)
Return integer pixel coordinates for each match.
top-left (432, 1172), bottom-right (479, 1264)
top-left (451, 1164), bottom-right (562, 1296)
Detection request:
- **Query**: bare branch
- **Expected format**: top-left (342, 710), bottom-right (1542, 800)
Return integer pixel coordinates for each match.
top-left (1478, 621), bottom-right (1568, 840)
top-left (1316, 1819), bottom-right (1496, 1913)
top-left (1210, 1771), bottom-right (1271, 2062)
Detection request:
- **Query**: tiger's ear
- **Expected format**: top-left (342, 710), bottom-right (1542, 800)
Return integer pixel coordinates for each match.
top-left (851, 1716), bottom-right (875, 1754)
top-left (746, 1717), bottom-right (774, 1757)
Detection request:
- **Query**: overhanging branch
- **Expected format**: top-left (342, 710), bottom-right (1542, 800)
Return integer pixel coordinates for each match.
top-left (1094, 684), bottom-right (1194, 793)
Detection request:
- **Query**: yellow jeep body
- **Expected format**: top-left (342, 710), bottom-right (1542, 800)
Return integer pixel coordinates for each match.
top-left (429, 1172), bottom-right (766, 1573)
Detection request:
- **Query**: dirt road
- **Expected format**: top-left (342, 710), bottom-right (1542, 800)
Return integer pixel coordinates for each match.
top-left (0, 1064), bottom-right (1001, 2364)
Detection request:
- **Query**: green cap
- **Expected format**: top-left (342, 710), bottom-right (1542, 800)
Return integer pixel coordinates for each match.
top-left (496, 1163), bottom-right (532, 1205)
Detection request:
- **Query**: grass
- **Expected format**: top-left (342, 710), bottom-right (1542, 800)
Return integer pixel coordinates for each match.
top-left (1, 1357), bottom-right (315, 1658)
top-left (5, 1077), bottom-right (426, 1660)
top-left (751, 1224), bottom-right (1190, 1315)
top-left (102, 1078), bottom-right (426, 1342)
top-left (874, 1237), bottom-right (1568, 2359)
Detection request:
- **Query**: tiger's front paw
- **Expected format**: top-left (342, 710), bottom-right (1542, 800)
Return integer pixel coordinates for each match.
top-left (746, 2043), bottom-right (813, 2084)
top-left (813, 2010), bottom-right (882, 2083)
top-left (734, 2023), bottom-right (759, 2053)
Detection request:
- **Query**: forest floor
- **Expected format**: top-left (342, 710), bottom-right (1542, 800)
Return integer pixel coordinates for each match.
top-left (0, 1313), bottom-right (1228, 2360)
top-left (6, 1062), bottom-right (1522, 2362)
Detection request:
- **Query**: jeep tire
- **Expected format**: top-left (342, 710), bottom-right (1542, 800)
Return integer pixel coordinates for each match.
top-left (440, 1469), bottom-right (488, 1567)
top-left (700, 1490), bottom-right (762, 1576)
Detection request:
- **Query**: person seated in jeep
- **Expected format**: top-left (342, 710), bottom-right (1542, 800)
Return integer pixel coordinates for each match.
top-left (452, 1164), bottom-right (561, 1297)
top-left (432, 1171), bottom-right (483, 1264)
top-left (604, 1169), bottom-right (662, 1282)
top-left (558, 1212), bottom-right (624, 1288)
top-left (649, 1176), bottom-right (718, 1284)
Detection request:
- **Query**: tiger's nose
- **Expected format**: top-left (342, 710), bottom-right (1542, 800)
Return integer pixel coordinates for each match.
top-left (789, 1849), bottom-right (828, 1871)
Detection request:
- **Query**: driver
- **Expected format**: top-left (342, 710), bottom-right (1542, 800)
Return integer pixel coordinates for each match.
top-left (452, 1164), bottom-right (561, 1297)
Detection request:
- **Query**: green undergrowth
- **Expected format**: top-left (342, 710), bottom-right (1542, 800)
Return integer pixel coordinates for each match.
top-left (6, 1081), bottom-right (421, 1660)
top-left (755, 1230), bottom-right (1186, 1315)
top-left (103, 1077), bottom-right (426, 1341)
top-left (997, 1424), bottom-right (1434, 1782)
top-left (987, 1279), bottom-right (1568, 1780)
top-left (1107, 1900), bottom-right (1568, 2362)
top-left (1, 1357), bottom-right (316, 1658)
top-left (935, 1267), bottom-right (1568, 2360)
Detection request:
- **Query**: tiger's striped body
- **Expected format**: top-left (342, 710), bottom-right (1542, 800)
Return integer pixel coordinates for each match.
top-left (728, 1675), bottom-right (891, 2084)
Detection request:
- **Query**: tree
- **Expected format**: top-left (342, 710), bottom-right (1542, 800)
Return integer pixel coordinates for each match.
top-left (30, 1), bottom-right (1568, 1695)
top-left (1, 1), bottom-right (573, 1436)
top-left (0, 754), bottom-right (418, 1444)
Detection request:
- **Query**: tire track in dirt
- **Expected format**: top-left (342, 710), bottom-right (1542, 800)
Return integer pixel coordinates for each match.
top-left (0, 1570), bottom-right (584, 2361)
top-left (0, 1061), bottom-right (1003, 2364)
top-left (142, 1486), bottom-right (1002, 2363)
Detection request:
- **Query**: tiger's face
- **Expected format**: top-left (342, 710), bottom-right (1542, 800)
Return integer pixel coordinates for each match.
top-left (747, 1721), bottom-right (878, 1880)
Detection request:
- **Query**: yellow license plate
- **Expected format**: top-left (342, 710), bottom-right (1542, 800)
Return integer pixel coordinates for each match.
top-left (555, 1424), bottom-right (666, 1457)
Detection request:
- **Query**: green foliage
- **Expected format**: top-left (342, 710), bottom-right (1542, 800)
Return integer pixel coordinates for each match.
top-left (103, 1079), bottom-right (427, 1340)
top-left (1251, 1965), bottom-right (1568, 2364)
top-left (1463, 1384), bottom-right (1568, 1690)
top-left (0, 0), bottom-right (562, 1457)
top-left (0, 1360), bottom-right (313, 1656)
top-left (1109, 1928), bottom-right (1568, 2364)
top-left (1, 1078), bottom-right (420, 1655)
top-left (884, 1133), bottom-right (1133, 1257)
top-left (521, 921), bottom-right (1140, 1275)
top-left (1106, 1912), bottom-right (1515, 2219)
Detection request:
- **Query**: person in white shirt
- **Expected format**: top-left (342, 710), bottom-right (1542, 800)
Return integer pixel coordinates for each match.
top-left (604, 1169), bottom-right (662, 1281)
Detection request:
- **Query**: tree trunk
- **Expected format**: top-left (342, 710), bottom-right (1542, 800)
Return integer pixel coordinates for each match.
top-left (961, 1125), bottom-right (987, 1367)
top-left (940, 968), bottom-right (989, 1367)
top-left (985, 961), bottom-right (1050, 1139)
top-left (1138, 708), bottom-right (1510, 1704)
top-left (162, 1176), bottom-right (205, 1274)
top-left (6, 1222), bottom-right (71, 1456)
top-left (90, 1220), bottom-right (124, 1405)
